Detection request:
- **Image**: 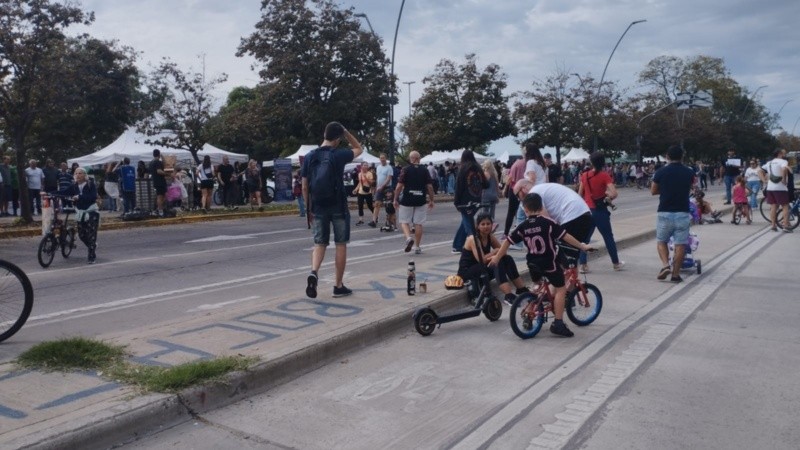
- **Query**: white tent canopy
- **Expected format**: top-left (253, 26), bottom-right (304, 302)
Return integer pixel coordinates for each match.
top-left (420, 150), bottom-right (489, 165)
top-left (67, 128), bottom-right (248, 167)
top-left (492, 150), bottom-right (511, 164)
top-left (286, 145), bottom-right (381, 166)
top-left (561, 148), bottom-right (592, 162)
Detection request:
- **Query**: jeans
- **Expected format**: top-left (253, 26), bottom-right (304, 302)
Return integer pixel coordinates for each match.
top-left (579, 208), bottom-right (619, 265)
top-left (121, 191), bottom-right (136, 213)
top-left (724, 175), bottom-right (735, 203)
top-left (747, 180), bottom-right (761, 208)
top-left (503, 193), bottom-right (520, 236)
top-left (29, 188), bottom-right (41, 213)
top-left (296, 195), bottom-right (306, 216)
top-left (452, 209), bottom-right (476, 251)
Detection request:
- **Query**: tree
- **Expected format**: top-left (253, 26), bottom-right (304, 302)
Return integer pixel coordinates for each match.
top-left (0, 0), bottom-right (92, 223)
top-left (513, 69), bottom-right (588, 163)
top-left (400, 53), bottom-right (514, 154)
top-left (206, 86), bottom-right (271, 161)
top-left (237, 0), bottom-right (393, 157)
top-left (139, 58), bottom-right (227, 164)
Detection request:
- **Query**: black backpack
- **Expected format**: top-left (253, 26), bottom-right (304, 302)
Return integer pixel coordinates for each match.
top-left (308, 147), bottom-right (339, 206)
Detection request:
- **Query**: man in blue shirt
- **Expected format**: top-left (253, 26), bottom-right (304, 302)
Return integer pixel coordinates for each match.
top-left (651, 145), bottom-right (695, 283)
top-left (116, 157), bottom-right (137, 213)
top-left (301, 122), bottom-right (363, 298)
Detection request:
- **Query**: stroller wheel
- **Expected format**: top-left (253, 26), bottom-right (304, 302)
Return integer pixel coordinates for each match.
top-left (696, 259), bottom-right (702, 274)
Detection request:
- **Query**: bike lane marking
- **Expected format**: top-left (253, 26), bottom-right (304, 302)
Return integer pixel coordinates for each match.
top-left (450, 227), bottom-right (778, 450)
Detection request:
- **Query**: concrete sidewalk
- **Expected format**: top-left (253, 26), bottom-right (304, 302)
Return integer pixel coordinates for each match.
top-left (0, 200), bottom-right (735, 449)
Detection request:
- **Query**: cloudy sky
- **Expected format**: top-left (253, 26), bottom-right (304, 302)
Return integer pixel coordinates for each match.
top-left (78, 0), bottom-right (800, 154)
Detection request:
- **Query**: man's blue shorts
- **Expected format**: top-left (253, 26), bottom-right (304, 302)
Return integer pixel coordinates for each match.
top-left (656, 212), bottom-right (691, 245)
top-left (312, 211), bottom-right (350, 245)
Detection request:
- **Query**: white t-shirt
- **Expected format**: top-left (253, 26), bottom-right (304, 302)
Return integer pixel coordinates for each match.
top-left (762, 158), bottom-right (788, 192)
top-left (530, 182), bottom-right (590, 224)
top-left (375, 163), bottom-right (393, 189)
top-left (744, 167), bottom-right (761, 183)
top-left (25, 167), bottom-right (43, 190)
top-left (525, 160), bottom-right (548, 185)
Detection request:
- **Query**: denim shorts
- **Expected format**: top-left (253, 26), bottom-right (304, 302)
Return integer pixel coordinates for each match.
top-left (656, 212), bottom-right (691, 245)
top-left (312, 211), bottom-right (350, 245)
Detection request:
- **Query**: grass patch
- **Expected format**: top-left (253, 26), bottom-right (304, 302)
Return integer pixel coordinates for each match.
top-left (111, 356), bottom-right (255, 392)
top-left (17, 337), bottom-right (255, 393)
top-left (17, 337), bottom-right (126, 371)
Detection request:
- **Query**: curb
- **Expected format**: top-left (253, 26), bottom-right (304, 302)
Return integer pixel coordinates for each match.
top-left (6, 214), bottom-right (689, 447)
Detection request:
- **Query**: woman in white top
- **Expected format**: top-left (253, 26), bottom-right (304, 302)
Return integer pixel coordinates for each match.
top-left (760, 148), bottom-right (790, 232)
top-left (524, 145), bottom-right (548, 186)
top-left (743, 159), bottom-right (762, 209)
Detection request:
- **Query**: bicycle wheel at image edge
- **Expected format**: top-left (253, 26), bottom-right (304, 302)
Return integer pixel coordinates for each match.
top-left (0, 260), bottom-right (34, 343)
top-left (509, 293), bottom-right (544, 339)
top-left (566, 283), bottom-right (603, 326)
top-left (61, 228), bottom-right (76, 258)
top-left (776, 205), bottom-right (800, 230)
top-left (37, 235), bottom-right (58, 268)
top-left (212, 189), bottom-right (223, 206)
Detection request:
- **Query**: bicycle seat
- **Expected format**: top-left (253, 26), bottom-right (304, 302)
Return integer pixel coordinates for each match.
top-left (61, 207), bottom-right (76, 215)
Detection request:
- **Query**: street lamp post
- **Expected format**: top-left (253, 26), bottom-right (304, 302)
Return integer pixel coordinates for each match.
top-left (792, 115), bottom-right (800, 136)
top-left (741, 85), bottom-right (767, 119)
top-left (402, 80), bottom-right (416, 116)
top-left (355, 1), bottom-right (406, 164)
top-left (594, 19), bottom-right (646, 152)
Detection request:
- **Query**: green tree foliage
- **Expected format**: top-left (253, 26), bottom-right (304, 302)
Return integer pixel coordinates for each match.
top-left (0, 0), bottom-right (141, 223)
top-left (139, 58), bottom-right (228, 164)
top-left (400, 54), bottom-right (514, 154)
top-left (206, 86), bottom-right (269, 160)
top-left (237, 0), bottom-right (393, 158)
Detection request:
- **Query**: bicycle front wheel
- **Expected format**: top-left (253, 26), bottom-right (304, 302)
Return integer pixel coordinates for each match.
top-left (0, 260), bottom-right (34, 343)
top-left (212, 189), bottom-right (223, 206)
top-left (61, 228), bottom-right (76, 258)
top-left (37, 235), bottom-right (58, 268)
top-left (566, 283), bottom-right (602, 326)
top-left (509, 293), bottom-right (544, 339)
top-left (759, 197), bottom-right (770, 222)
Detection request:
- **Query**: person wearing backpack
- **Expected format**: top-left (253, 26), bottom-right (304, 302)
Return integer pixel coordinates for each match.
top-left (301, 122), bottom-right (363, 298)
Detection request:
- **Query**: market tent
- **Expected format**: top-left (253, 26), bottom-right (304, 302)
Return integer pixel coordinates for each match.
top-left (561, 148), bottom-right (592, 162)
top-left (420, 150), bottom-right (489, 165)
top-left (285, 145), bottom-right (319, 164)
top-left (493, 150), bottom-right (511, 164)
top-left (67, 128), bottom-right (248, 167)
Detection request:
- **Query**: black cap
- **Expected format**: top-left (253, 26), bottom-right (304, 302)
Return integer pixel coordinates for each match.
top-left (544, 153), bottom-right (552, 158)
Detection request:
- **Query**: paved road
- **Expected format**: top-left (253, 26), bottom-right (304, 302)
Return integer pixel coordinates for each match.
top-left (0, 184), bottom-right (696, 363)
top-left (122, 212), bottom-right (798, 449)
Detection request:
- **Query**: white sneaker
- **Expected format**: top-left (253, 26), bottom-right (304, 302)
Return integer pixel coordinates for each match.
top-left (614, 261), bottom-right (626, 271)
top-left (414, 247), bottom-right (422, 255)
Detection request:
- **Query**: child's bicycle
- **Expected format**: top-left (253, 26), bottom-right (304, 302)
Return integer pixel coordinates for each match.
top-left (0, 259), bottom-right (34, 343)
top-left (731, 203), bottom-right (750, 225)
top-left (37, 194), bottom-right (78, 268)
top-left (509, 245), bottom-right (602, 339)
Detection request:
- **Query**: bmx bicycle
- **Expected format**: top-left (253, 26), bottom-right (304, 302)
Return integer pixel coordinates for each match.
top-left (413, 272), bottom-right (503, 336)
top-left (509, 246), bottom-right (602, 339)
top-left (0, 259), bottom-right (34, 343)
top-left (37, 194), bottom-right (78, 268)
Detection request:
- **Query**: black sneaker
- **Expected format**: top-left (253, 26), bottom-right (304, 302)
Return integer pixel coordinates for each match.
top-left (670, 275), bottom-right (684, 283)
top-left (367, 221), bottom-right (377, 228)
top-left (503, 294), bottom-right (516, 307)
top-left (87, 249), bottom-right (96, 264)
top-left (550, 321), bottom-right (574, 337)
top-left (404, 236), bottom-right (414, 253)
top-left (333, 285), bottom-right (353, 297)
top-left (306, 273), bottom-right (318, 298)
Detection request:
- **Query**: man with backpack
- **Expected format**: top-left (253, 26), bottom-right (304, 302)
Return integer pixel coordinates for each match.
top-left (301, 122), bottom-right (363, 298)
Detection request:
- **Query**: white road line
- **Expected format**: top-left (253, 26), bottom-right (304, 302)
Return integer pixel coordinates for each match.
top-left (451, 227), bottom-right (777, 450)
top-left (187, 296), bottom-right (261, 312)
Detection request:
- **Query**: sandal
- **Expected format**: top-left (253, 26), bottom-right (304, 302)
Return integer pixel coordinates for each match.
top-left (657, 266), bottom-right (671, 280)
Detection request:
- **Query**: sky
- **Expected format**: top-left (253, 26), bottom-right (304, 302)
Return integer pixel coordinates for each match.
top-left (77, 0), bottom-right (800, 155)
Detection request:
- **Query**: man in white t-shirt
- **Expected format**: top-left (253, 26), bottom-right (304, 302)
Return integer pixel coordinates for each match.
top-left (24, 159), bottom-right (44, 215)
top-left (530, 182), bottom-right (593, 252)
top-left (370, 153), bottom-right (393, 227)
top-left (760, 148), bottom-right (791, 232)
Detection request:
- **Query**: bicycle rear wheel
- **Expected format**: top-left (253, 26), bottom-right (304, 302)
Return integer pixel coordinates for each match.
top-left (509, 293), bottom-right (544, 339)
top-left (0, 260), bottom-right (34, 343)
top-left (776, 205), bottom-right (800, 230)
top-left (61, 227), bottom-right (76, 258)
top-left (37, 235), bottom-right (58, 268)
top-left (212, 189), bottom-right (223, 206)
top-left (566, 283), bottom-right (602, 326)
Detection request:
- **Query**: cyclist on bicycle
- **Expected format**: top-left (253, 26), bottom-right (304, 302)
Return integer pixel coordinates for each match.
top-left (489, 193), bottom-right (594, 337)
top-left (66, 168), bottom-right (99, 264)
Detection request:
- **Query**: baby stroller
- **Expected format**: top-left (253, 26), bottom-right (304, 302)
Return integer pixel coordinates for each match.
top-left (668, 232), bottom-right (701, 275)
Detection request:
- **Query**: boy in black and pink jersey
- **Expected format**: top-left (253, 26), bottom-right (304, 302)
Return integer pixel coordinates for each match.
top-left (490, 193), bottom-right (594, 337)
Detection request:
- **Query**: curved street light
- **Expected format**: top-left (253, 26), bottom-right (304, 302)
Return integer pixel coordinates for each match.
top-left (593, 19), bottom-right (646, 152)
top-left (741, 84), bottom-right (767, 119)
top-left (793, 115), bottom-right (800, 136)
top-left (355, 2), bottom-right (406, 164)
top-left (776, 99), bottom-right (793, 118)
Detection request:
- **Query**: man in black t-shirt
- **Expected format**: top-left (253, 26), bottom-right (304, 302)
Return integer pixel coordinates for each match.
top-left (721, 149), bottom-right (742, 204)
top-left (149, 149), bottom-right (167, 216)
top-left (544, 153), bottom-right (563, 184)
top-left (394, 151), bottom-right (434, 254)
top-left (217, 156), bottom-right (236, 209)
